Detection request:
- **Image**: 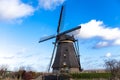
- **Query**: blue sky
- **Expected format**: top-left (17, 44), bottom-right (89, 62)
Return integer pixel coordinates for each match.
top-left (0, 0), bottom-right (120, 72)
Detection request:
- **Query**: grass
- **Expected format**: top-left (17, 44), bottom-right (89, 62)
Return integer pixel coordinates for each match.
top-left (70, 72), bottom-right (111, 79)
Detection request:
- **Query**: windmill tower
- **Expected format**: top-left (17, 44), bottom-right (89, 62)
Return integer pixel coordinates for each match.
top-left (39, 5), bottom-right (81, 73)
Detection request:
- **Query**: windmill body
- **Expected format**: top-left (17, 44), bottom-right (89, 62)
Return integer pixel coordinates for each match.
top-left (39, 5), bottom-right (81, 73)
top-left (52, 34), bottom-right (81, 73)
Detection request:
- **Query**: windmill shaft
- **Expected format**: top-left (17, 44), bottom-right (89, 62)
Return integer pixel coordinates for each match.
top-left (59, 26), bottom-right (81, 36)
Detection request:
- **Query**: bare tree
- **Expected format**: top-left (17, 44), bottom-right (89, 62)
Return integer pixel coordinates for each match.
top-left (105, 59), bottom-right (120, 80)
top-left (14, 66), bottom-right (34, 80)
top-left (0, 65), bottom-right (8, 79)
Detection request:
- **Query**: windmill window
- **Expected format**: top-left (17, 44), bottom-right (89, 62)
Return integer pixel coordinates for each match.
top-left (63, 62), bottom-right (66, 66)
top-left (64, 54), bottom-right (66, 57)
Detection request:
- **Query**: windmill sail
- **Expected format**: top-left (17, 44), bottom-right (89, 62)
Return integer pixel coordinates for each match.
top-left (57, 5), bottom-right (64, 34)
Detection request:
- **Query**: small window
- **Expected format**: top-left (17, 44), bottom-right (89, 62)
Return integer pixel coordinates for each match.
top-left (64, 54), bottom-right (66, 57)
top-left (63, 62), bottom-right (66, 66)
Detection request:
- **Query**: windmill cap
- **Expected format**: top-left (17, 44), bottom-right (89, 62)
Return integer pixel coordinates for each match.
top-left (57, 34), bottom-right (75, 42)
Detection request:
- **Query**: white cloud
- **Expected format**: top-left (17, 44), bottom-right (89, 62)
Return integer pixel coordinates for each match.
top-left (0, 0), bottom-right (65, 22)
top-left (0, 0), bottom-right (34, 21)
top-left (39, 0), bottom-right (65, 10)
top-left (113, 39), bottom-right (120, 45)
top-left (105, 52), bottom-right (112, 58)
top-left (79, 20), bottom-right (103, 38)
top-left (78, 20), bottom-right (120, 47)
top-left (79, 20), bottom-right (120, 40)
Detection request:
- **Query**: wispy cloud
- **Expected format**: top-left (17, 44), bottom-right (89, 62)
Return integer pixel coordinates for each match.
top-left (95, 41), bottom-right (110, 48)
top-left (100, 52), bottom-right (120, 60)
top-left (78, 20), bottom-right (120, 48)
top-left (0, 0), bottom-right (34, 22)
top-left (81, 56), bottom-right (104, 70)
top-left (0, 45), bottom-right (50, 71)
top-left (38, 0), bottom-right (65, 10)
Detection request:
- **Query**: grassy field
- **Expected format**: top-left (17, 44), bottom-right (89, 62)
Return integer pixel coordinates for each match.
top-left (73, 78), bottom-right (109, 80)
top-left (70, 73), bottom-right (111, 80)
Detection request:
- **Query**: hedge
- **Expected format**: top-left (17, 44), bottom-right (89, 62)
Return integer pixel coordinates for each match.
top-left (70, 73), bottom-right (111, 79)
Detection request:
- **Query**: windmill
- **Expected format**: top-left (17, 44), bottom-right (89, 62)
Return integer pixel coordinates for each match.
top-left (39, 5), bottom-right (82, 73)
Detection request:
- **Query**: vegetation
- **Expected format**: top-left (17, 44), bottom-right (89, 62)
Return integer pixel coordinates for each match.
top-left (70, 73), bottom-right (111, 79)
top-left (0, 65), bottom-right (41, 80)
top-left (70, 59), bottom-right (120, 80)
top-left (105, 59), bottom-right (120, 79)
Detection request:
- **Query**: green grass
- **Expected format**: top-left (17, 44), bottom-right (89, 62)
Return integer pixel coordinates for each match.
top-left (70, 73), bottom-right (111, 79)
